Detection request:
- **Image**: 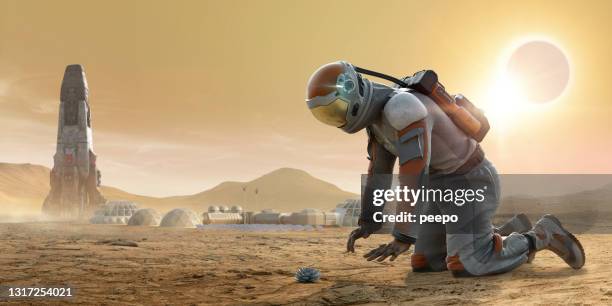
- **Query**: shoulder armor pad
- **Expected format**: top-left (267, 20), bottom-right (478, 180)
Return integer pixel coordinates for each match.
top-left (383, 92), bottom-right (427, 131)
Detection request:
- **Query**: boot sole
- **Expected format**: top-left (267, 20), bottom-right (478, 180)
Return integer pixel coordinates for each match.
top-left (543, 214), bottom-right (586, 269)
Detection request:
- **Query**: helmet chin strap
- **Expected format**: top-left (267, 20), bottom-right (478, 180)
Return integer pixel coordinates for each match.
top-left (354, 66), bottom-right (408, 88)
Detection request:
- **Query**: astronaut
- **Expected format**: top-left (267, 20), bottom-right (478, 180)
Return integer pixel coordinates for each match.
top-left (305, 61), bottom-right (585, 276)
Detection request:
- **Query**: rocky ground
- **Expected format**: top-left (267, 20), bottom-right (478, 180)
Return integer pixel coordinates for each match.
top-left (1, 222), bottom-right (611, 305)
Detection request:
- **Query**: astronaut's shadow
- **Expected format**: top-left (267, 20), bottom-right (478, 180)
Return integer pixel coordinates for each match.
top-left (505, 264), bottom-right (588, 279)
top-left (402, 266), bottom-right (586, 298)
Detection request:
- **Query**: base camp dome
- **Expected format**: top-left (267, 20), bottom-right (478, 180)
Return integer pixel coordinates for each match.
top-left (160, 208), bottom-right (201, 228)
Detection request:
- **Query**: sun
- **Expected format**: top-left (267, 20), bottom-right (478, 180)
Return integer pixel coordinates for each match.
top-left (485, 37), bottom-right (572, 124)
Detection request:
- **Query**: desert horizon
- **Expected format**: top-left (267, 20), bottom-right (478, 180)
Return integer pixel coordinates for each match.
top-left (2, 161), bottom-right (612, 230)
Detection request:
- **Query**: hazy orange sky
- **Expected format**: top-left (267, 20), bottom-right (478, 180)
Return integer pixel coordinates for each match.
top-left (1, 0), bottom-right (611, 196)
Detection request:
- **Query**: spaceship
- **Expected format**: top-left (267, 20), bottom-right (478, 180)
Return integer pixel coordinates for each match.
top-left (42, 64), bottom-right (106, 219)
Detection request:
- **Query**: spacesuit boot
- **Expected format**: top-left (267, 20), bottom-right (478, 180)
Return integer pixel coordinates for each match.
top-left (494, 213), bottom-right (532, 236)
top-left (525, 214), bottom-right (585, 269)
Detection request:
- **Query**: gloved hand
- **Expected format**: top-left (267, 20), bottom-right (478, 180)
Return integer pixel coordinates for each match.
top-left (346, 222), bottom-right (381, 253)
top-left (363, 238), bottom-right (412, 262)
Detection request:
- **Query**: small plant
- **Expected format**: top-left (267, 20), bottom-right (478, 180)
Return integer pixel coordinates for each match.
top-left (295, 267), bottom-right (320, 283)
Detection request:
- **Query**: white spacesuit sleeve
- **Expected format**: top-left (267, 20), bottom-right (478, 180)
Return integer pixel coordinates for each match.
top-left (383, 92), bottom-right (428, 132)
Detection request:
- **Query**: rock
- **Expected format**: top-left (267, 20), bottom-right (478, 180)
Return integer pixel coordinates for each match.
top-left (111, 240), bottom-right (139, 247)
top-left (97, 239), bottom-right (139, 247)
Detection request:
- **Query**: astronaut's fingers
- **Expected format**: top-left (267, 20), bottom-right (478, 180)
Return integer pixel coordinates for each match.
top-left (376, 247), bottom-right (395, 262)
top-left (389, 252), bottom-right (399, 261)
top-left (347, 228), bottom-right (367, 253)
top-left (363, 244), bottom-right (386, 258)
top-left (366, 244), bottom-right (389, 261)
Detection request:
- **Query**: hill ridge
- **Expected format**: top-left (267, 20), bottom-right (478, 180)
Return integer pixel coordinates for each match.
top-left (0, 163), bottom-right (357, 214)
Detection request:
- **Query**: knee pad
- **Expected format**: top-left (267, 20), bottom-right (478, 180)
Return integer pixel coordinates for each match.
top-left (412, 253), bottom-right (448, 273)
top-left (411, 253), bottom-right (429, 272)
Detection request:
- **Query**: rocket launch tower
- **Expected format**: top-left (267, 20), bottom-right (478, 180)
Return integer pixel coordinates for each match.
top-left (42, 65), bottom-right (106, 219)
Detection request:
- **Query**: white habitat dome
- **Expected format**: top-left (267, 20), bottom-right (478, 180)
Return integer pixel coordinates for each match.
top-left (335, 199), bottom-right (361, 227)
top-left (128, 208), bottom-right (162, 226)
top-left (90, 200), bottom-right (139, 225)
top-left (160, 208), bottom-right (201, 228)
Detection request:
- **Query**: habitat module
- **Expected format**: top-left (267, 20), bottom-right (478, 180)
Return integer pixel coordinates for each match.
top-left (42, 65), bottom-right (107, 219)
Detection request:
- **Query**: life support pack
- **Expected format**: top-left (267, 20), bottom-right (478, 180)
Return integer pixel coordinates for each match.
top-left (354, 67), bottom-right (490, 142)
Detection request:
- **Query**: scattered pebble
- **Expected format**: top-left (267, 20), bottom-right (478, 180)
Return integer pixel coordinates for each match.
top-left (96, 239), bottom-right (139, 247)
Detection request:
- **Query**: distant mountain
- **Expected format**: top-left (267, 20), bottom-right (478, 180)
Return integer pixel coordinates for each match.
top-left (0, 163), bottom-right (357, 214)
top-left (0, 163), bottom-right (51, 214)
top-left (498, 183), bottom-right (612, 215)
top-left (165, 167), bottom-right (358, 212)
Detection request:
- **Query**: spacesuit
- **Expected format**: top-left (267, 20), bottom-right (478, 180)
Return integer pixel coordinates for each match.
top-left (305, 61), bottom-right (585, 276)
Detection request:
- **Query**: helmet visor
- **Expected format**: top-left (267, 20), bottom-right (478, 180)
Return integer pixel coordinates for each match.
top-left (309, 99), bottom-right (348, 127)
top-left (305, 61), bottom-right (353, 128)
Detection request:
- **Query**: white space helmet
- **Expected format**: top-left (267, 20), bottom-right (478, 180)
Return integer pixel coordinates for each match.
top-left (306, 61), bottom-right (388, 133)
